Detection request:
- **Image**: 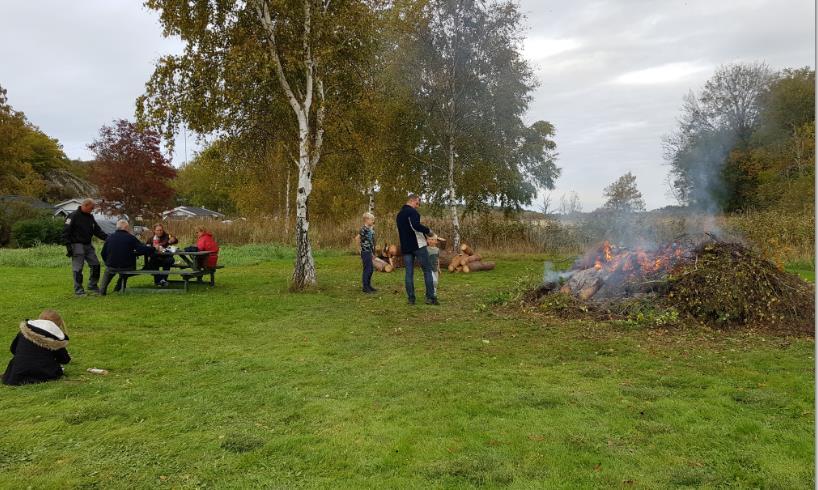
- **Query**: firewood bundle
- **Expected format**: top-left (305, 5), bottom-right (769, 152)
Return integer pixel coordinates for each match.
top-left (447, 242), bottom-right (496, 273)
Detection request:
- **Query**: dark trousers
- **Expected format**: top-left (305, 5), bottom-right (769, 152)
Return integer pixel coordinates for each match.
top-left (146, 255), bottom-right (174, 284)
top-left (361, 251), bottom-right (374, 291)
top-left (403, 247), bottom-right (435, 301)
top-left (99, 267), bottom-right (132, 296)
top-left (70, 243), bottom-right (100, 293)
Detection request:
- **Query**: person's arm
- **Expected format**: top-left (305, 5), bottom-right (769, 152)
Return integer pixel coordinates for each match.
top-left (408, 209), bottom-right (431, 236)
top-left (91, 217), bottom-right (108, 241)
top-left (9, 334), bottom-right (19, 355)
top-left (62, 213), bottom-right (75, 255)
top-left (132, 236), bottom-right (154, 256)
top-left (54, 348), bottom-right (71, 365)
top-left (101, 239), bottom-right (109, 262)
top-left (167, 234), bottom-right (178, 246)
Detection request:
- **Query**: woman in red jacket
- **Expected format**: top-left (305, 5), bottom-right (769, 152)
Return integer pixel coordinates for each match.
top-left (195, 227), bottom-right (219, 269)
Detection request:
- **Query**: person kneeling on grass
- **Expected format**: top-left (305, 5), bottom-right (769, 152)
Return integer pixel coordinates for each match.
top-left (99, 219), bottom-right (155, 295)
top-left (359, 212), bottom-right (377, 293)
top-left (3, 309), bottom-right (71, 386)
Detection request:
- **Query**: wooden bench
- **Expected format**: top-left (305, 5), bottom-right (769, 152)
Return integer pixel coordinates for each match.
top-left (117, 265), bottom-right (224, 293)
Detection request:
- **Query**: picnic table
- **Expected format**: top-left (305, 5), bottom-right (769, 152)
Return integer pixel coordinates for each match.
top-left (119, 250), bottom-right (223, 293)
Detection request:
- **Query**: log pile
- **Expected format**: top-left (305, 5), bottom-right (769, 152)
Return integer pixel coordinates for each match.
top-left (448, 243), bottom-right (495, 273)
top-left (369, 240), bottom-right (495, 274)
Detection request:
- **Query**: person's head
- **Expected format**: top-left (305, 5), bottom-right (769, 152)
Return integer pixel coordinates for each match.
top-left (197, 226), bottom-right (209, 237)
top-left (38, 309), bottom-right (66, 333)
top-left (153, 223), bottom-right (165, 236)
top-left (80, 198), bottom-right (95, 214)
top-left (428, 236), bottom-right (439, 247)
top-left (116, 219), bottom-right (130, 232)
top-left (362, 212), bottom-right (375, 226)
top-left (407, 193), bottom-right (420, 209)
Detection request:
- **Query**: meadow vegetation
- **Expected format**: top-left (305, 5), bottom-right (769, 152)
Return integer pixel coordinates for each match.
top-left (0, 245), bottom-right (813, 488)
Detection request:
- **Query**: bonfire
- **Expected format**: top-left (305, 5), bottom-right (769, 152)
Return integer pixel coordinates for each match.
top-left (530, 233), bottom-right (814, 335)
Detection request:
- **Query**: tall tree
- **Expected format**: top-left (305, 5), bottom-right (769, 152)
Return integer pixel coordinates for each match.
top-left (664, 62), bottom-right (774, 211)
top-left (601, 172), bottom-right (645, 213)
top-left (402, 0), bottom-right (559, 248)
top-left (88, 119), bottom-right (176, 219)
top-left (138, 0), bottom-right (374, 289)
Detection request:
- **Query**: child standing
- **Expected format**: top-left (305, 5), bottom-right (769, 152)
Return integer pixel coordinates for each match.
top-left (359, 212), bottom-right (377, 293)
top-left (427, 235), bottom-right (443, 294)
top-left (2, 309), bottom-right (71, 386)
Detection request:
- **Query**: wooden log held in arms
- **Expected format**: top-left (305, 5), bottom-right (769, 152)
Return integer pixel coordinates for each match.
top-left (373, 257), bottom-right (394, 273)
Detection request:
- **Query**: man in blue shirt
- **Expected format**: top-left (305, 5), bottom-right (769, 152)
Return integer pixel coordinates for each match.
top-left (395, 194), bottom-right (438, 305)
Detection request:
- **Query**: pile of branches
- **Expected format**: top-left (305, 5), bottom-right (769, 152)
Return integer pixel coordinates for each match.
top-left (527, 239), bottom-right (814, 335)
top-left (666, 241), bottom-right (814, 334)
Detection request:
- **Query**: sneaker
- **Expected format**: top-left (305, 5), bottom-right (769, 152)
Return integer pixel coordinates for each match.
top-left (74, 289), bottom-right (86, 297)
top-left (369, 287), bottom-right (378, 292)
top-left (407, 298), bottom-right (416, 305)
top-left (425, 298), bottom-right (440, 306)
top-left (159, 279), bottom-right (169, 287)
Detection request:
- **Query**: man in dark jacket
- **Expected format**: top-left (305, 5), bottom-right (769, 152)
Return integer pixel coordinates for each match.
top-left (99, 220), bottom-right (155, 296)
top-left (396, 194), bottom-right (438, 305)
top-left (62, 198), bottom-right (108, 295)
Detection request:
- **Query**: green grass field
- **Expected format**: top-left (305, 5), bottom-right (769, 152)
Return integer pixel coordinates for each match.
top-left (0, 246), bottom-right (813, 488)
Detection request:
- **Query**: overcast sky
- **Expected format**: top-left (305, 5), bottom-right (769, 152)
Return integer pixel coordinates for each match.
top-left (1, 1), bottom-right (814, 210)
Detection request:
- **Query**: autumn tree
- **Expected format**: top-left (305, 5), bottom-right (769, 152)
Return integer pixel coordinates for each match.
top-left (88, 119), bottom-right (176, 219)
top-left (602, 172), bottom-right (645, 213)
top-left (400, 0), bottom-right (559, 248)
top-left (138, 0), bottom-right (375, 289)
top-left (664, 62), bottom-right (774, 211)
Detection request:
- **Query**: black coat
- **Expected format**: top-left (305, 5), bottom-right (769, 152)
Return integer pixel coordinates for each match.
top-left (396, 204), bottom-right (431, 254)
top-left (62, 207), bottom-right (108, 245)
top-left (3, 320), bottom-right (71, 386)
top-left (101, 230), bottom-right (154, 269)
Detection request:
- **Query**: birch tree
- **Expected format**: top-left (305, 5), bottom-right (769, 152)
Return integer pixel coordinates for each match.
top-left (402, 0), bottom-right (559, 249)
top-left (138, 0), bottom-right (373, 289)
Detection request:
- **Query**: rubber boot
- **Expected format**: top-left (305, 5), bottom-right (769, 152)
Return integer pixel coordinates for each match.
top-left (73, 271), bottom-right (85, 295)
top-left (88, 265), bottom-right (101, 293)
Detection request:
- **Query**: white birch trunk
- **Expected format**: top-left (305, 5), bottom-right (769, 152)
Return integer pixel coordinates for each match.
top-left (367, 181), bottom-right (376, 214)
top-left (447, 141), bottom-right (461, 250)
top-left (254, 0), bottom-right (324, 289)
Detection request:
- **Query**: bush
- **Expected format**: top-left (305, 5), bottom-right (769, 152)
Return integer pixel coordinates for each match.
top-left (0, 202), bottom-right (46, 246)
top-left (12, 217), bottom-right (64, 248)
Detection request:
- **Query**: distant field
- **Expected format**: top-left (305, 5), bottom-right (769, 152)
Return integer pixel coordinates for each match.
top-left (0, 246), bottom-right (813, 488)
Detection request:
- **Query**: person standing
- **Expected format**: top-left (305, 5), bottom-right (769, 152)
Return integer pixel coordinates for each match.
top-left (359, 212), bottom-right (377, 293)
top-left (99, 220), bottom-right (155, 296)
top-left (396, 194), bottom-right (438, 305)
top-left (62, 198), bottom-right (108, 296)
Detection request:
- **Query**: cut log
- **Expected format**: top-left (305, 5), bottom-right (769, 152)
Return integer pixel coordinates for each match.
top-left (462, 253), bottom-right (482, 264)
top-left (577, 278), bottom-right (603, 300)
top-left (465, 261), bottom-right (495, 272)
top-left (373, 257), bottom-right (393, 272)
top-left (462, 262), bottom-right (470, 273)
top-left (460, 243), bottom-right (474, 256)
top-left (438, 251), bottom-right (455, 268)
top-left (448, 254), bottom-right (464, 272)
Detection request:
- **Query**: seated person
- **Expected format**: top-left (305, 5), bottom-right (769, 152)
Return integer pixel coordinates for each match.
top-left (145, 223), bottom-right (178, 287)
top-left (3, 309), bottom-right (71, 386)
top-left (195, 227), bottom-right (219, 269)
top-left (99, 219), bottom-right (155, 295)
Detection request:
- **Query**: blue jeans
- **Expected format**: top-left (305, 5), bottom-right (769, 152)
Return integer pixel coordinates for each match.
top-left (404, 247), bottom-right (435, 301)
top-left (361, 251), bottom-right (374, 291)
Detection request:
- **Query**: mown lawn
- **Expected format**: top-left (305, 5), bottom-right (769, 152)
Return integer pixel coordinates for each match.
top-left (0, 246), bottom-right (813, 488)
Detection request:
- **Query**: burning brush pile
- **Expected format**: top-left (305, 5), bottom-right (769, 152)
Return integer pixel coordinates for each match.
top-left (529, 233), bottom-right (814, 335)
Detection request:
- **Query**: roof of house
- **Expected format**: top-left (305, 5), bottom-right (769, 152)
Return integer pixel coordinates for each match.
top-left (0, 195), bottom-right (54, 210)
top-left (163, 206), bottom-right (225, 218)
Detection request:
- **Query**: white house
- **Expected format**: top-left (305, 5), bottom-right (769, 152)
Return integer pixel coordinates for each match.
top-left (162, 206), bottom-right (225, 220)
